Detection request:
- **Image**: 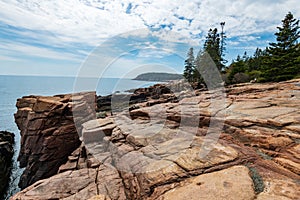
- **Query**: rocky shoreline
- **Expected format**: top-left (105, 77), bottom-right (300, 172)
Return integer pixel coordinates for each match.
top-left (97, 82), bottom-right (185, 113)
top-left (0, 131), bottom-right (14, 198)
top-left (11, 79), bottom-right (300, 199)
top-left (14, 92), bottom-right (96, 189)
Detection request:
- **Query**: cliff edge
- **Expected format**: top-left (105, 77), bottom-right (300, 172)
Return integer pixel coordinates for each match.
top-left (14, 92), bottom-right (96, 189)
top-left (12, 80), bottom-right (300, 199)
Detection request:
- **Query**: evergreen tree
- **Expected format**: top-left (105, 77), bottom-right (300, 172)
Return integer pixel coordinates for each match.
top-left (242, 51), bottom-right (249, 61)
top-left (204, 28), bottom-right (222, 71)
top-left (227, 54), bottom-right (248, 83)
top-left (203, 24), bottom-right (227, 71)
top-left (220, 22), bottom-right (228, 67)
top-left (183, 23), bottom-right (227, 85)
top-left (248, 48), bottom-right (264, 71)
top-left (271, 12), bottom-right (299, 50)
top-left (183, 47), bottom-right (195, 82)
top-left (262, 12), bottom-right (300, 81)
top-left (194, 49), bottom-right (204, 84)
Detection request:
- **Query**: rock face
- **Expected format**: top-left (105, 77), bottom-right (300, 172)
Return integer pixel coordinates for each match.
top-left (14, 92), bottom-right (96, 189)
top-left (0, 131), bottom-right (14, 198)
top-left (12, 79), bottom-right (300, 199)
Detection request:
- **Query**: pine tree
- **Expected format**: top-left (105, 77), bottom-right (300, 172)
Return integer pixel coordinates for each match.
top-left (203, 25), bottom-right (227, 71)
top-left (242, 51), bottom-right (249, 61)
top-left (262, 12), bottom-right (300, 81)
top-left (220, 22), bottom-right (228, 68)
top-left (227, 54), bottom-right (248, 83)
top-left (204, 28), bottom-right (222, 71)
top-left (183, 47), bottom-right (195, 82)
top-left (194, 49), bottom-right (204, 84)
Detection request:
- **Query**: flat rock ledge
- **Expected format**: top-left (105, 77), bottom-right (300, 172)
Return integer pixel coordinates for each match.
top-left (12, 79), bottom-right (300, 199)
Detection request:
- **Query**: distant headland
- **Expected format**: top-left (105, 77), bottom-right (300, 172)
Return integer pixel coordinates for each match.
top-left (133, 72), bottom-right (182, 82)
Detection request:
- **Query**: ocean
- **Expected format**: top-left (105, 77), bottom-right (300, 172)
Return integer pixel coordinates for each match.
top-left (0, 75), bottom-right (158, 199)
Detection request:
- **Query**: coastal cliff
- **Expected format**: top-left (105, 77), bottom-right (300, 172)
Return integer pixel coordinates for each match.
top-left (12, 80), bottom-right (300, 199)
top-left (14, 92), bottom-right (96, 189)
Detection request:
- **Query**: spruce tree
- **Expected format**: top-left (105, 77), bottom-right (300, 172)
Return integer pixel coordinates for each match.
top-left (220, 22), bottom-right (228, 68)
top-left (194, 50), bottom-right (204, 84)
top-left (203, 25), bottom-right (227, 72)
top-left (248, 48), bottom-right (265, 71)
top-left (183, 47), bottom-right (195, 82)
top-left (204, 28), bottom-right (222, 71)
top-left (262, 12), bottom-right (300, 81)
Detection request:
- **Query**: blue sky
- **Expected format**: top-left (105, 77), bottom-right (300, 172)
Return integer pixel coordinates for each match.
top-left (0, 0), bottom-right (299, 78)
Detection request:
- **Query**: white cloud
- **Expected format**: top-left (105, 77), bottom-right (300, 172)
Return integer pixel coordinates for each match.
top-left (0, 55), bottom-right (22, 62)
top-left (136, 48), bottom-right (173, 59)
top-left (0, 40), bottom-right (83, 62)
top-left (1, 0), bottom-right (299, 46)
top-left (0, 0), bottom-right (145, 46)
top-left (0, 0), bottom-right (300, 76)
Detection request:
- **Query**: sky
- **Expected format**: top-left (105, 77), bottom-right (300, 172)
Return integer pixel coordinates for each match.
top-left (0, 0), bottom-right (299, 78)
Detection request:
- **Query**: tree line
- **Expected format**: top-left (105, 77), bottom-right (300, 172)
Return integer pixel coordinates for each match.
top-left (183, 12), bottom-right (300, 86)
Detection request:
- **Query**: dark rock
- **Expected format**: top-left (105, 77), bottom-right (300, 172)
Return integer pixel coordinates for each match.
top-left (0, 131), bottom-right (14, 198)
top-left (96, 83), bottom-right (181, 113)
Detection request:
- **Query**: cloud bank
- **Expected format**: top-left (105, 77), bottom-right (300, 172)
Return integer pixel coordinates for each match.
top-left (0, 0), bottom-right (299, 76)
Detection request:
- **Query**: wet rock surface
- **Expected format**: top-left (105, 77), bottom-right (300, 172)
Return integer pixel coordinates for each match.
top-left (12, 79), bottom-right (300, 199)
top-left (0, 131), bottom-right (14, 198)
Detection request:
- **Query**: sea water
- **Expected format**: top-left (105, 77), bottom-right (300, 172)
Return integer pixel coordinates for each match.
top-left (0, 75), bottom-right (157, 199)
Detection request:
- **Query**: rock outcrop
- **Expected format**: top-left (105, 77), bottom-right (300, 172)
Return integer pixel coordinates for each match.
top-left (97, 81), bottom-right (193, 113)
top-left (12, 79), bottom-right (300, 199)
top-left (14, 92), bottom-right (96, 189)
top-left (0, 131), bottom-right (14, 198)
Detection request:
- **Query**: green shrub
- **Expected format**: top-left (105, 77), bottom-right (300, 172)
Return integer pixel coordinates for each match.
top-left (247, 70), bottom-right (262, 80)
top-left (96, 112), bottom-right (107, 119)
top-left (233, 72), bottom-right (251, 83)
top-left (247, 166), bottom-right (265, 194)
